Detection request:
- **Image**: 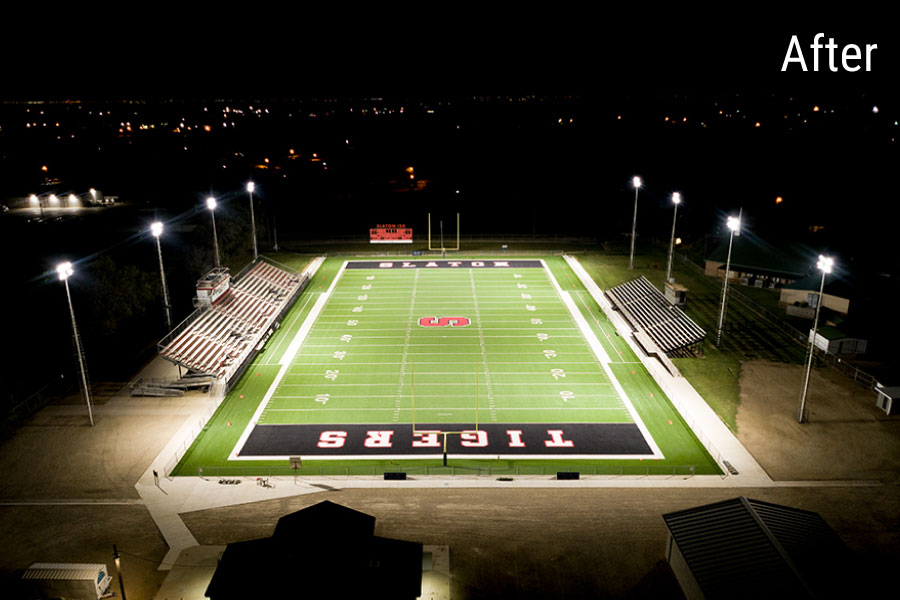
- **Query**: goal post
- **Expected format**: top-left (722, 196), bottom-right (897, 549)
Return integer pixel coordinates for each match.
top-left (427, 213), bottom-right (460, 251)
top-left (411, 361), bottom-right (480, 465)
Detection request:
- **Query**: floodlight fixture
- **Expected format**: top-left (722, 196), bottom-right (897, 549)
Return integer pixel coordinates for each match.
top-left (206, 196), bottom-right (217, 210)
top-left (246, 181), bottom-right (255, 193)
top-left (798, 254), bottom-right (835, 423)
top-left (666, 193), bottom-right (682, 282)
top-left (29, 194), bottom-right (38, 204)
top-left (57, 261), bottom-right (74, 281)
top-left (628, 176), bottom-right (642, 269)
top-left (727, 216), bottom-right (741, 232)
top-left (672, 192), bottom-right (682, 204)
top-left (716, 215), bottom-right (742, 346)
top-left (817, 255), bottom-right (834, 274)
top-left (150, 221), bottom-right (164, 238)
top-left (247, 182), bottom-right (258, 260)
top-left (632, 176), bottom-right (642, 189)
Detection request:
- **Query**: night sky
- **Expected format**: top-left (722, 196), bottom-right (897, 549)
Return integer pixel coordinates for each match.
top-left (1, 13), bottom-right (898, 393)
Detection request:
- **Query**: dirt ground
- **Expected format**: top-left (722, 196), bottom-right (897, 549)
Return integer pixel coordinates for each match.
top-left (1, 360), bottom-right (899, 598)
top-left (736, 360), bottom-right (900, 482)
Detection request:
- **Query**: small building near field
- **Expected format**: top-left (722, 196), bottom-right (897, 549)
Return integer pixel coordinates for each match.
top-left (21, 562), bottom-right (111, 600)
top-left (780, 272), bottom-right (854, 317)
top-left (663, 496), bottom-right (857, 600)
top-left (875, 385), bottom-right (900, 416)
top-left (205, 500), bottom-right (423, 600)
top-left (704, 236), bottom-right (809, 289)
top-left (810, 326), bottom-right (867, 355)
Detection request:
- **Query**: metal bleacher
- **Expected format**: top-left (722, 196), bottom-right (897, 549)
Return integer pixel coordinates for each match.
top-left (606, 277), bottom-right (706, 357)
top-left (157, 258), bottom-right (306, 382)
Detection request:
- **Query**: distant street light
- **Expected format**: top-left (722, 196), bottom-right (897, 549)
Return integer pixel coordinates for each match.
top-left (715, 215), bottom-right (741, 347)
top-left (207, 196), bottom-right (220, 267)
top-left (666, 192), bottom-right (682, 283)
top-left (628, 176), bottom-right (641, 269)
top-left (797, 255), bottom-right (834, 423)
top-left (150, 222), bottom-right (172, 332)
top-left (57, 261), bottom-right (94, 427)
top-left (247, 181), bottom-right (258, 261)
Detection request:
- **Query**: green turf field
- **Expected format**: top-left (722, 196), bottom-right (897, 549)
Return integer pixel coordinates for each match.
top-left (172, 255), bottom-right (722, 476)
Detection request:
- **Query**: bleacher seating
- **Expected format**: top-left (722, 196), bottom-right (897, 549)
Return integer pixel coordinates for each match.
top-left (159, 259), bottom-right (305, 380)
top-left (607, 277), bottom-right (705, 356)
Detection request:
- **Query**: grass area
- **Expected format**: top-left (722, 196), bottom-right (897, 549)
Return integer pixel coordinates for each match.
top-left (172, 253), bottom-right (720, 476)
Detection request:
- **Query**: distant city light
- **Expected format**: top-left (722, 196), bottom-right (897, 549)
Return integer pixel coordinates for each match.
top-left (675, 237), bottom-right (682, 245)
top-left (872, 106), bottom-right (879, 113)
top-left (776, 196), bottom-right (784, 204)
top-left (151, 222), bottom-right (164, 237)
top-left (813, 106), bottom-right (820, 112)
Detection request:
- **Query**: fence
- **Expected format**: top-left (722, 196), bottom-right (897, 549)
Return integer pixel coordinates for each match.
top-left (674, 252), bottom-right (882, 392)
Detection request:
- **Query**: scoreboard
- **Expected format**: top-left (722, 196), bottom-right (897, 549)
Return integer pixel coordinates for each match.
top-left (370, 224), bottom-right (413, 243)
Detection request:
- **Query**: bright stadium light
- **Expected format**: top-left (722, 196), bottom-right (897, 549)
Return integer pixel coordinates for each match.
top-left (716, 215), bottom-right (741, 346)
top-left (207, 197), bottom-right (220, 267)
top-left (247, 181), bottom-right (258, 260)
top-left (206, 196), bottom-right (217, 211)
top-left (798, 255), bottom-right (835, 423)
top-left (150, 222), bottom-right (172, 331)
top-left (56, 261), bottom-right (94, 426)
top-left (628, 176), bottom-right (642, 269)
top-left (666, 192), bottom-right (682, 283)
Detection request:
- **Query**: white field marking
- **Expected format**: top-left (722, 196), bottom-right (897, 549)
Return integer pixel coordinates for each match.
top-left (230, 259), bottom-right (347, 460)
top-left (572, 289), bottom-right (623, 362)
top-left (265, 406), bottom-right (625, 412)
top-left (269, 393), bottom-right (622, 400)
top-left (395, 269), bottom-right (419, 422)
top-left (283, 371), bottom-right (610, 376)
top-left (276, 382), bottom-right (615, 387)
top-left (234, 452), bottom-right (657, 461)
top-left (266, 291), bottom-right (316, 359)
top-left (540, 259), bottom-right (665, 460)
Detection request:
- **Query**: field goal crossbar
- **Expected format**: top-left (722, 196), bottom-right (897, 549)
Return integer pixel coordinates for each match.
top-left (410, 361), bottom-right (479, 464)
top-left (427, 213), bottom-right (460, 251)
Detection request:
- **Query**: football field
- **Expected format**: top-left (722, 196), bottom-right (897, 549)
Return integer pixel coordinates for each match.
top-left (173, 255), bottom-right (720, 475)
top-left (233, 259), bottom-right (661, 460)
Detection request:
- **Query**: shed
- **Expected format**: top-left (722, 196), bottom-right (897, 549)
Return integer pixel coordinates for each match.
top-left (705, 237), bottom-right (809, 288)
top-left (875, 385), bottom-right (900, 416)
top-left (811, 326), bottom-right (867, 355)
top-left (780, 273), bottom-right (854, 316)
top-left (662, 496), bottom-right (856, 599)
top-left (21, 562), bottom-right (110, 600)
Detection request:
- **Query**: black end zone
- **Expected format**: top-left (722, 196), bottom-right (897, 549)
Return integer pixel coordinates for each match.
top-left (238, 422), bottom-right (654, 458)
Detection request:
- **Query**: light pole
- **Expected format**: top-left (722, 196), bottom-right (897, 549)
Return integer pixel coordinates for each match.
top-left (30, 194), bottom-right (44, 220)
top-left (113, 544), bottom-right (127, 600)
top-left (797, 255), bottom-right (834, 423)
top-left (207, 196), bottom-right (220, 267)
top-left (57, 262), bottom-right (93, 427)
top-left (150, 222), bottom-right (172, 332)
top-left (246, 181), bottom-right (258, 261)
top-left (715, 215), bottom-right (741, 347)
top-left (666, 192), bottom-right (682, 283)
top-left (628, 176), bottom-right (641, 270)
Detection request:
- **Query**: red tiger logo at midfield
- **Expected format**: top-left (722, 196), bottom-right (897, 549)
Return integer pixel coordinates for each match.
top-left (418, 316), bottom-right (471, 327)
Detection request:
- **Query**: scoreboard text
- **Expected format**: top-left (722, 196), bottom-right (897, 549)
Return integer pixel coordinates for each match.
top-left (370, 224), bottom-right (413, 243)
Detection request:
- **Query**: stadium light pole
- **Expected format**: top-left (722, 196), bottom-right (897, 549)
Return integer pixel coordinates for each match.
top-left (150, 222), bottom-right (172, 332)
top-left (246, 181), bottom-right (258, 261)
top-left (207, 196), bottom-right (220, 267)
top-left (715, 215), bottom-right (741, 347)
top-left (797, 255), bottom-right (834, 423)
top-left (57, 261), bottom-right (94, 427)
top-left (628, 176), bottom-right (641, 270)
top-left (666, 192), bottom-right (682, 283)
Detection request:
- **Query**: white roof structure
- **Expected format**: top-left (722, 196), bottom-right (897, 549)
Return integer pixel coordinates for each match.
top-left (22, 562), bottom-right (107, 580)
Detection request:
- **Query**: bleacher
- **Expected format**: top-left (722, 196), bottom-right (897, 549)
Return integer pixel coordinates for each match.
top-left (158, 258), bottom-right (306, 381)
top-left (606, 277), bottom-right (706, 357)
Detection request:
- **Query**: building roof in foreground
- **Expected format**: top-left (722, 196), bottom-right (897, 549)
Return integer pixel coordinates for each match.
top-left (663, 496), bottom-right (855, 599)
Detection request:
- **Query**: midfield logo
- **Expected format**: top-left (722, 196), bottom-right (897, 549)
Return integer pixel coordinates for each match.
top-left (418, 316), bottom-right (471, 327)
